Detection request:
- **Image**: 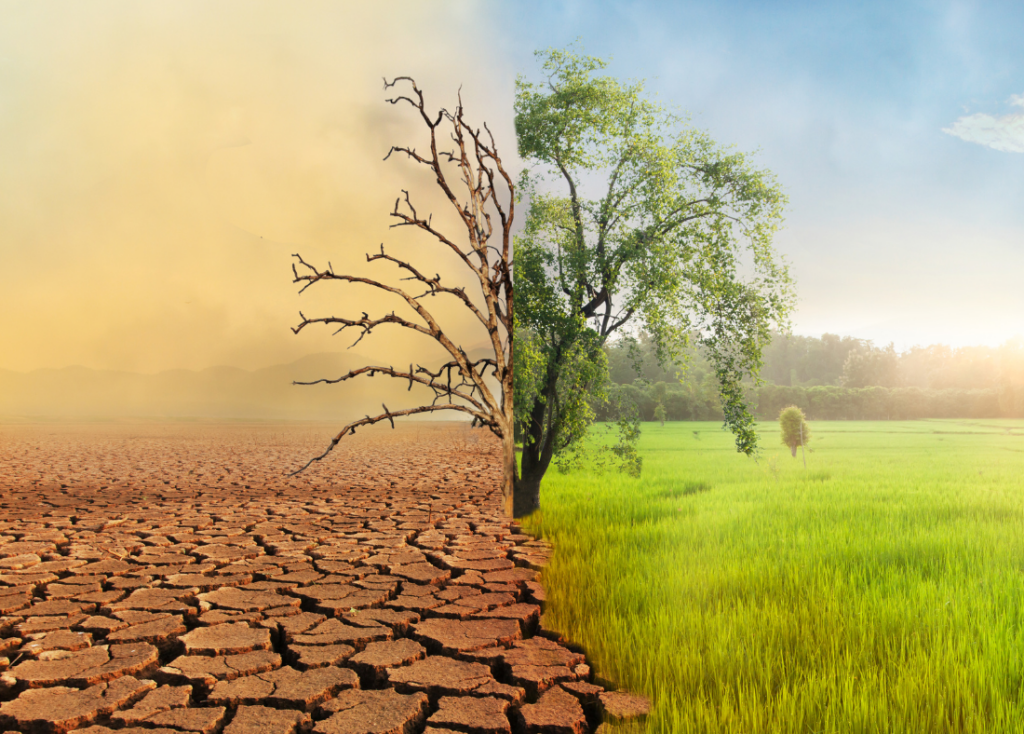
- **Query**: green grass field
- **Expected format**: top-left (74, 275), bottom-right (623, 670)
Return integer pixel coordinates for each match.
top-left (522, 420), bottom-right (1024, 733)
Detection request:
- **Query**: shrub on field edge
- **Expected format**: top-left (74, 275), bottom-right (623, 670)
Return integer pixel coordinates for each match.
top-left (780, 405), bottom-right (810, 458)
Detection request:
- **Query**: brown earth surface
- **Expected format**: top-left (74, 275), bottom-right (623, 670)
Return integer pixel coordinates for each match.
top-left (0, 422), bottom-right (647, 733)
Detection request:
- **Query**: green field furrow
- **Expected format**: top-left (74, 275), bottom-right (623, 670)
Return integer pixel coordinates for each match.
top-left (525, 419), bottom-right (1024, 734)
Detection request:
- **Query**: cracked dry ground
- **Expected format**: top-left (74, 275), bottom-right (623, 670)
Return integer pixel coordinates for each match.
top-left (0, 423), bottom-right (648, 734)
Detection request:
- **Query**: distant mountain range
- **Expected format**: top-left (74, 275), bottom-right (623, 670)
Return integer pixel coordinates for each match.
top-left (0, 350), bottom-right (493, 421)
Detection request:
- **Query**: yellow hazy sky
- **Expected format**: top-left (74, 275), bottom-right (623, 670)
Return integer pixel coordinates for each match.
top-left (1, 0), bottom-right (514, 373)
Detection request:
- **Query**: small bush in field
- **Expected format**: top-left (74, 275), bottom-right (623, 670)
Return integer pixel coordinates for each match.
top-left (780, 405), bottom-right (810, 457)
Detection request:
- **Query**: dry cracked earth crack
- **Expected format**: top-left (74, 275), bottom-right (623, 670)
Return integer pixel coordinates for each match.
top-left (0, 423), bottom-right (648, 734)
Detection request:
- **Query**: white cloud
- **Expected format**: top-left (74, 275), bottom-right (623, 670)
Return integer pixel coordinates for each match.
top-left (942, 94), bottom-right (1024, 153)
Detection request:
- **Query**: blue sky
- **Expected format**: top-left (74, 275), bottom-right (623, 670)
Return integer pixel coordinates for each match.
top-left (493, 0), bottom-right (1024, 348)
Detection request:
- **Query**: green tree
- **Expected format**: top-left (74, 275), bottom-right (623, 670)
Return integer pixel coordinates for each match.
top-left (759, 332), bottom-right (869, 386)
top-left (779, 405), bottom-right (810, 459)
top-left (841, 342), bottom-right (900, 388)
top-left (513, 47), bottom-right (795, 516)
top-left (653, 401), bottom-right (667, 426)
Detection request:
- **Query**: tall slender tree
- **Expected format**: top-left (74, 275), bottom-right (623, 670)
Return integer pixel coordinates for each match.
top-left (290, 78), bottom-right (516, 515)
top-left (514, 48), bottom-right (794, 515)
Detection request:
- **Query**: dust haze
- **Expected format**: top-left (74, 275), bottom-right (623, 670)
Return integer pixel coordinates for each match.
top-left (0, 0), bottom-right (514, 390)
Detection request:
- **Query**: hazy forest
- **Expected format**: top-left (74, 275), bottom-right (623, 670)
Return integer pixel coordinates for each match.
top-left (599, 333), bottom-right (1024, 422)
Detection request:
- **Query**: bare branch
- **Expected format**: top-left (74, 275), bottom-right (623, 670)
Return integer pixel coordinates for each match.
top-left (287, 403), bottom-right (491, 476)
top-left (289, 75), bottom-right (515, 515)
top-left (293, 362), bottom-right (491, 414)
top-left (367, 246), bottom-right (489, 328)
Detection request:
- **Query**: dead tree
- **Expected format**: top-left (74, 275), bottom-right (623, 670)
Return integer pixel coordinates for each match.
top-left (289, 77), bottom-right (515, 516)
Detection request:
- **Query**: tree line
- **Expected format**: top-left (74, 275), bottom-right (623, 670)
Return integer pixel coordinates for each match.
top-left (598, 333), bottom-right (1024, 421)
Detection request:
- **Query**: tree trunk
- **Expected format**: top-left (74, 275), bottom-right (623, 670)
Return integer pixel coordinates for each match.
top-left (514, 433), bottom-right (551, 517)
top-left (501, 430), bottom-right (516, 518)
top-left (790, 444), bottom-right (797, 457)
top-left (513, 475), bottom-right (541, 517)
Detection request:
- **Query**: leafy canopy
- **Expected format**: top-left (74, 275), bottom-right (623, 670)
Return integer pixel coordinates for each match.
top-left (514, 46), bottom-right (794, 475)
